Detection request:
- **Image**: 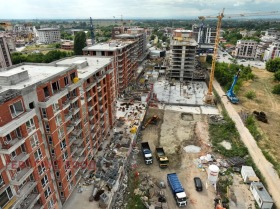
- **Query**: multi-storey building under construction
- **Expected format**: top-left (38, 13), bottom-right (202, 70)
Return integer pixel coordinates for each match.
top-left (0, 56), bottom-right (116, 209)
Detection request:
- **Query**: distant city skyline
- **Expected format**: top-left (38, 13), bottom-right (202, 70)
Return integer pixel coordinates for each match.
top-left (0, 0), bottom-right (279, 19)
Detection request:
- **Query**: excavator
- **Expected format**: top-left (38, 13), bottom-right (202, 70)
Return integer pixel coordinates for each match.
top-left (142, 115), bottom-right (159, 129)
top-left (226, 69), bottom-right (241, 104)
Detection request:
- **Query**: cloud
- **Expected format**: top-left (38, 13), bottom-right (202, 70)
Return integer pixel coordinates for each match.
top-left (0, 0), bottom-right (279, 19)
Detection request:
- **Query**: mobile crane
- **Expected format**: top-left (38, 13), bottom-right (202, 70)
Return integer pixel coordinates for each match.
top-left (226, 69), bottom-right (241, 104)
top-left (199, 9), bottom-right (280, 104)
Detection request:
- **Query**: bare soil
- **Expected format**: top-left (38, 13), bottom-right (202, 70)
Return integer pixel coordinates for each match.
top-left (137, 108), bottom-right (216, 209)
top-left (235, 68), bottom-right (280, 164)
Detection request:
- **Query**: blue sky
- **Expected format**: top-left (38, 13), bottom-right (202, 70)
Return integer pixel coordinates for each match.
top-left (0, 0), bottom-right (279, 19)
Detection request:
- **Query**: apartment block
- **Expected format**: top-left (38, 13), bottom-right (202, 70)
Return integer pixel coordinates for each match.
top-left (192, 24), bottom-right (216, 44)
top-left (234, 40), bottom-right (258, 59)
top-left (0, 34), bottom-right (12, 68)
top-left (263, 41), bottom-right (280, 61)
top-left (168, 29), bottom-right (198, 81)
top-left (37, 28), bottom-right (60, 44)
top-left (0, 56), bottom-right (116, 209)
top-left (83, 40), bottom-right (138, 95)
top-left (255, 36), bottom-right (276, 60)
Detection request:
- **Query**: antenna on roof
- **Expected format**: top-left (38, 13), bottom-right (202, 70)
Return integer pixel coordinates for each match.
top-left (90, 17), bottom-right (95, 45)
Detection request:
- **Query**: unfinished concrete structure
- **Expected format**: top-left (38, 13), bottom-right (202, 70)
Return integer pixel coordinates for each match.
top-left (168, 29), bottom-right (197, 81)
top-left (0, 34), bottom-right (12, 68)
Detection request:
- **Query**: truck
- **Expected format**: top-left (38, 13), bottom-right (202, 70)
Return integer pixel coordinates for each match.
top-left (167, 173), bottom-right (187, 207)
top-left (141, 142), bottom-right (153, 165)
top-left (155, 147), bottom-right (169, 168)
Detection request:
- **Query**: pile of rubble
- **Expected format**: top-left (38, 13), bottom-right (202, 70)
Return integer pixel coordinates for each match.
top-left (136, 174), bottom-right (169, 209)
top-left (208, 115), bottom-right (226, 124)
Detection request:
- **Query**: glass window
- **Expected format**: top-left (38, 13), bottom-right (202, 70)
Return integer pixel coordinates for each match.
top-left (44, 187), bottom-right (51, 199)
top-left (26, 118), bottom-right (36, 133)
top-left (34, 148), bottom-right (43, 161)
top-left (30, 133), bottom-right (39, 148)
top-left (0, 186), bottom-right (13, 208)
top-left (38, 162), bottom-right (46, 176)
top-left (9, 100), bottom-right (24, 118)
top-left (41, 175), bottom-right (48, 188)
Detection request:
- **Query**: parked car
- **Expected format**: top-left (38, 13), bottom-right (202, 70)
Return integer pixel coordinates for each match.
top-left (194, 177), bottom-right (203, 191)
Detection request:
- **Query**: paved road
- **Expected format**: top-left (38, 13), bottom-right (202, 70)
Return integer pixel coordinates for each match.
top-left (213, 80), bottom-right (280, 208)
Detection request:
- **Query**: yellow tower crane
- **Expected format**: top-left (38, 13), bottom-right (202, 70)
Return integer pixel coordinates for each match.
top-left (199, 9), bottom-right (280, 104)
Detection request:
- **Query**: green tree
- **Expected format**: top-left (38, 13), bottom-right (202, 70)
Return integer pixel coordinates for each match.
top-left (206, 55), bottom-right (213, 64)
top-left (266, 57), bottom-right (280, 72)
top-left (274, 71), bottom-right (280, 81)
top-left (272, 84), bottom-right (280, 94)
top-left (74, 31), bottom-right (86, 55)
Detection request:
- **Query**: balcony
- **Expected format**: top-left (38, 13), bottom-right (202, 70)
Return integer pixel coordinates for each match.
top-left (72, 128), bottom-right (82, 136)
top-left (32, 204), bottom-right (44, 209)
top-left (0, 137), bottom-right (26, 155)
top-left (0, 109), bottom-right (36, 138)
top-left (62, 99), bottom-right (71, 110)
top-left (38, 88), bottom-right (68, 108)
top-left (11, 181), bottom-right (38, 209)
top-left (69, 136), bottom-right (76, 145)
top-left (7, 152), bottom-right (30, 170)
top-left (64, 112), bottom-right (72, 122)
top-left (71, 106), bottom-right (80, 115)
top-left (66, 125), bottom-right (74, 134)
top-left (88, 105), bottom-right (93, 112)
top-left (73, 138), bottom-right (84, 147)
top-left (75, 147), bottom-right (86, 157)
top-left (71, 146), bottom-right (78, 157)
top-left (11, 167), bottom-right (34, 185)
top-left (72, 118), bottom-right (81, 126)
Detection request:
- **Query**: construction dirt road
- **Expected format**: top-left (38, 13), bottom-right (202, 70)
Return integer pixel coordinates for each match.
top-left (213, 79), bottom-right (280, 208)
top-left (137, 108), bottom-right (217, 209)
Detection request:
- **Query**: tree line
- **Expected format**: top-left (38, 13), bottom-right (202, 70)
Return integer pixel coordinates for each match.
top-left (12, 50), bottom-right (74, 64)
top-left (266, 57), bottom-right (280, 94)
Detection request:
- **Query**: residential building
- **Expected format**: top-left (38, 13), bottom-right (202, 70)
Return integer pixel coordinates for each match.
top-left (0, 56), bottom-right (116, 209)
top-left (192, 24), bottom-right (216, 44)
top-left (250, 182), bottom-right (274, 209)
top-left (265, 28), bottom-right (280, 39)
top-left (83, 39), bottom-right (143, 95)
top-left (234, 40), bottom-right (258, 59)
top-left (255, 35), bottom-right (276, 60)
top-left (168, 29), bottom-right (198, 81)
top-left (0, 34), bottom-right (12, 68)
top-left (239, 30), bottom-right (256, 38)
top-left (263, 41), bottom-right (280, 61)
top-left (61, 41), bottom-right (74, 51)
top-left (37, 28), bottom-right (61, 44)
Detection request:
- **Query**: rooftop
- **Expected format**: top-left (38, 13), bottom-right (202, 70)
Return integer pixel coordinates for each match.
top-left (0, 64), bottom-right (69, 94)
top-left (37, 28), bottom-right (60, 31)
top-left (83, 40), bottom-right (134, 51)
top-left (251, 182), bottom-right (273, 203)
top-left (55, 56), bottom-right (113, 79)
top-left (171, 38), bottom-right (197, 46)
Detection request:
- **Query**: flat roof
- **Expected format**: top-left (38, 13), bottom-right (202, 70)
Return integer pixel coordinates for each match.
top-left (83, 40), bottom-right (134, 51)
top-left (0, 64), bottom-right (69, 94)
top-left (55, 56), bottom-right (112, 79)
top-left (251, 182), bottom-right (273, 203)
top-left (171, 38), bottom-right (197, 46)
top-left (38, 28), bottom-right (60, 31)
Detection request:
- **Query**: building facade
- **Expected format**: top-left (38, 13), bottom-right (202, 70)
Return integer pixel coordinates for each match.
top-left (255, 36), bottom-right (276, 60)
top-left (37, 28), bottom-right (60, 44)
top-left (0, 56), bottom-right (116, 209)
top-left (0, 34), bottom-right (12, 68)
top-left (263, 41), bottom-right (280, 61)
top-left (234, 40), bottom-right (258, 59)
top-left (192, 24), bottom-right (216, 44)
top-left (168, 29), bottom-right (197, 81)
top-left (83, 35), bottom-right (146, 95)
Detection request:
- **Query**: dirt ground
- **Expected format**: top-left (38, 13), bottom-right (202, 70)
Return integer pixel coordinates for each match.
top-left (234, 68), bottom-right (280, 164)
top-left (137, 108), bottom-right (217, 209)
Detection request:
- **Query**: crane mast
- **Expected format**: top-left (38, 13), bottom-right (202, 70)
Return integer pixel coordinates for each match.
top-left (200, 9), bottom-right (279, 104)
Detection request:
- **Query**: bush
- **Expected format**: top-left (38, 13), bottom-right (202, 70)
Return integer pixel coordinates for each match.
top-left (245, 90), bottom-right (256, 100)
top-left (272, 84), bottom-right (280, 94)
top-left (274, 70), bottom-right (280, 81)
top-left (266, 57), bottom-right (280, 72)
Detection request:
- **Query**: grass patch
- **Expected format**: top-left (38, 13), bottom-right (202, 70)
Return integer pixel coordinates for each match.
top-left (245, 115), bottom-right (262, 141)
top-left (245, 90), bottom-right (256, 100)
top-left (209, 109), bottom-right (248, 158)
top-left (126, 173), bottom-right (146, 209)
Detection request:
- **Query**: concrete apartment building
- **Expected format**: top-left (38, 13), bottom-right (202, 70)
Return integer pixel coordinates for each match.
top-left (83, 29), bottom-right (147, 95)
top-left (263, 41), bottom-right (280, 61)
top-left (37, 28), bottom-right (60, 44)
top-left (255, 35), bottom-right (277, 60)
top-left (234, 40), bottom-right (258, 59)
top-left (168, 29), bottom-right (197, 81)
top-left (192, 24), bottom-right (216, 44)
top-left (0, 56), bottom-right (116, 209)
top-left (0, 34), bottom-right (12, 69)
